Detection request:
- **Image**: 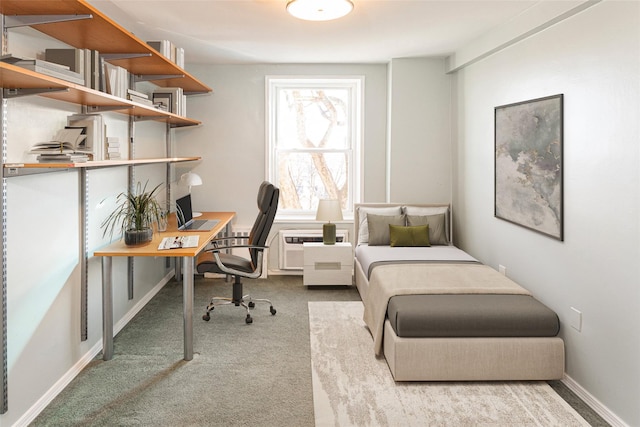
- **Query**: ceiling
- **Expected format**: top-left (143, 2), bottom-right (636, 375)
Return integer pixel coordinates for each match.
top-left (90, 0), bottom-right (540, 64)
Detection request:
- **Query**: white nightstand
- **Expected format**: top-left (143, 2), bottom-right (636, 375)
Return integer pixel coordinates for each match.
top-left (303, 242), bottom-right (353, 286)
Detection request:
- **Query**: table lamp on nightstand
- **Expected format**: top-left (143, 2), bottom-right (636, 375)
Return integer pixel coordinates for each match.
top-left (316, 199), bottom-right (343, 245)
top-left (180, 171), bottom-right (203, 217)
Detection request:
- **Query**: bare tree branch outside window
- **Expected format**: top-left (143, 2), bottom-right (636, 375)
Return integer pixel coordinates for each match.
top-left (269, 78), bottom-right (361, 216)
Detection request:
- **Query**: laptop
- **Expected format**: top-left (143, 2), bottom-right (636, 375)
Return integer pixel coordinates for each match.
top-left (176, 194), bottom-right (220, 231)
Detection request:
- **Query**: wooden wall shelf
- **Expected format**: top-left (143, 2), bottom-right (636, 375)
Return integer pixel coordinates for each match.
top-left (0, 0), bottom-right (212, 94)
top-left (0, 63), bottom-right (200, 127)
top-left (3, 156), bottom-right (201, 177)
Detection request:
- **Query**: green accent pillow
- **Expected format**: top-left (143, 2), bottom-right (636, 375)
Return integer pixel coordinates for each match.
top-left (389, 224), bottom-right (431, 247)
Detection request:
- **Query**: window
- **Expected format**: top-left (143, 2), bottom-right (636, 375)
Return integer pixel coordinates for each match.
top-left (267, 77), bottom-right (362, 219)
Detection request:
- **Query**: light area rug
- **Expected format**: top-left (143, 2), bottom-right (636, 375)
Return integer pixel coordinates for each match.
top-left (309, 301), bottom-right (589, 427)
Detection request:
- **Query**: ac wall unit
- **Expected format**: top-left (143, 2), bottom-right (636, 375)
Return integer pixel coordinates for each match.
top-left (279, 229), bottom-right (349, 270)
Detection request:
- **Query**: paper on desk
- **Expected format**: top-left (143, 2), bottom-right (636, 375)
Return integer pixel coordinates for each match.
top-left (158, 235), bottom-right (199, 250)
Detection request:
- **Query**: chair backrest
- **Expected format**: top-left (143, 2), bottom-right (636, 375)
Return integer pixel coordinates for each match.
top-left (248, 181), bottom-right (279, 267)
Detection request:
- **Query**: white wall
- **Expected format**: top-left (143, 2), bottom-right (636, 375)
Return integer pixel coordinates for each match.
top-left (452, 2), bottom-right (639, 425)
top-left (179, 61), bottom-right (452, 271)
top-left (387, 58), bottom-right (451, 203)
top-left (176, 64), bottom-right (390, 270)
top-left (2, 29), bottom-right (177, 427)
top-left (178, 63), bottom-right (389, 225)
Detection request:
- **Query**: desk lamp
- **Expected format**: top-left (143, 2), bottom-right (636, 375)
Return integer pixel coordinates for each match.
top-left (316, 199), bottom-right (343, 245)
top-left (180, 172), bottom-right (203, 217)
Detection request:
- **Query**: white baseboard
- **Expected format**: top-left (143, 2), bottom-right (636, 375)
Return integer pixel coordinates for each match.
top-left (14, 270), bottom-right (175, 427)
top-left (561, 374), bottom-right (629, 427)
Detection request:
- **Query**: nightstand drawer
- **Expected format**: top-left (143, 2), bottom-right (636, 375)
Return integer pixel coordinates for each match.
top-left (303, 242), bottom-right (353, 286)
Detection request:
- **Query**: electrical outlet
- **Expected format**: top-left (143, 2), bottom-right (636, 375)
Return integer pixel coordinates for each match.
top-left (570, 307), bottom-right (582, 332)
top-left (499, 265), bottom-right (507, 276)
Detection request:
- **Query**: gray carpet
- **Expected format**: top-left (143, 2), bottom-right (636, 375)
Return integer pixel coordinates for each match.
top-left (31, 275), bottom-right (608, 426)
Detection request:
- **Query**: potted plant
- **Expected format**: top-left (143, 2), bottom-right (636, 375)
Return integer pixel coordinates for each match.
top-left (101, 181), bottom-right (164, 246)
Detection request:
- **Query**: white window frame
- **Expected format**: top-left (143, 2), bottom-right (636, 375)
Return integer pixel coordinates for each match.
top-left (266, 76), bottom-right (363, 220)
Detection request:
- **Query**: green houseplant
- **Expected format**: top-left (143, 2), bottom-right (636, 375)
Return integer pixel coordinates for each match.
top-left (101, 181), bottom-right (164, 246)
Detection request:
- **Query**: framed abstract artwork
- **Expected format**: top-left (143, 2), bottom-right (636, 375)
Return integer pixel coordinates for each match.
top-left (494, 94), bottom-right (564, 241)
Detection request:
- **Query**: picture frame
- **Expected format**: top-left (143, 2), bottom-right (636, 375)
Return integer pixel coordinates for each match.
top-left (494, 94), bottom-right (564, 241)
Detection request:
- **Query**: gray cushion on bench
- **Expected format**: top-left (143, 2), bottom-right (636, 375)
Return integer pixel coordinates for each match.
top-left (387, 294), bottom-right (560, 338)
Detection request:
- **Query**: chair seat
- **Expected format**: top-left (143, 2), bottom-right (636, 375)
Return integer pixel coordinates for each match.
top-left (196, 252), bottom-right (254, 274)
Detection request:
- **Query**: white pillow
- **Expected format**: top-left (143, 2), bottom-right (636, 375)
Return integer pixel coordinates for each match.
top-left (357, 206), bottom-right (402, 244)
top-left (403, 205), bottom-right (450, 243)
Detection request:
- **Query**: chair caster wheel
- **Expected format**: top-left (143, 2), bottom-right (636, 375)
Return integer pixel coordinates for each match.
top-left (270, 306), bottom-right (277, 315)
top-left (203, 313), bottom-right (210, 321)
top-left (248, 301), bottom-right (255, 308)
top-left (246, 314), bottom-right (253, 324)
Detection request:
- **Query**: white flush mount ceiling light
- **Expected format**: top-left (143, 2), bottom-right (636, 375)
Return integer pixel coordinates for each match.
top-left (286, 0), bottom-right (354, 21)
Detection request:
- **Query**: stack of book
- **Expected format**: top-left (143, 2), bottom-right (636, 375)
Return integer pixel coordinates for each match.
top-left (13, 57), bottom-right (84, 85)
top-left (126, 89), bottom-right (152, 106)
top-left (36, 153), bottom-right (90, 163)
top-left (103, 62), bottom-right (129, 98)
top-left (45, 48), bottom-right (100, 89)
top-left (30, 128), bottom-right (90, 163)
top-left (106, 137), bottom-right (122, 160)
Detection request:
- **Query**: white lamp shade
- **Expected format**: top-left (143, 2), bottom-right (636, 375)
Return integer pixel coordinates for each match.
top-left (180, 172), bottom-right (203, 188)
top-left (286, 0), bottom-right (354, 21)
top-left (316, 199), bottom-right (343, 222)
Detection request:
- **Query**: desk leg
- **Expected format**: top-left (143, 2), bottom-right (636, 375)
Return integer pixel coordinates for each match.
top-left (183, 256), bottom-right (194, 361)
top-left (102, 256), bottom-right (114, 361)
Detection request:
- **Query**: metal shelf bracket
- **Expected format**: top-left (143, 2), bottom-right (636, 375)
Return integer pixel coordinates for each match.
top-left (3, 87), bottom-right (68, 99)
top-left (134, 74), bottom-right (184, 83)
top-left (3, 14), bottom-right (92, 29)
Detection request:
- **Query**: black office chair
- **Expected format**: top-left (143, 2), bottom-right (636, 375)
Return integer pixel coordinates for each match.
top-left (196, 181), bottom-right (279, 324)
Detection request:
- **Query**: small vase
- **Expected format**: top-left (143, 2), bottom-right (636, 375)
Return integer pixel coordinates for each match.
top-left (157, 212), bottom-right (168, 232)
top-left (124, 228), bottom-right (153, 246)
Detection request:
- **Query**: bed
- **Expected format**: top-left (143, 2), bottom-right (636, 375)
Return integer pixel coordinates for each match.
top-left (354, 203), bottom-right (565, 381)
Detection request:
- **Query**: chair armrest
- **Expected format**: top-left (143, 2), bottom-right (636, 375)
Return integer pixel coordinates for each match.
top-left (208, 235), bottom-right (249, 245)
top-left (209, 249), bottom-right (266, 279)
top-left (206, 244), bottom-right (269, 252)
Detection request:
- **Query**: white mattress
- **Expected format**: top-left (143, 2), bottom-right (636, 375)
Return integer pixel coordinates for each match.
top-left (354, 244), bottom-right (478, 279)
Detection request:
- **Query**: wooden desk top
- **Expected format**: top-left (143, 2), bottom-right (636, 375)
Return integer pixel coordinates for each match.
top-left (94, 211), bottom-right (235, 257)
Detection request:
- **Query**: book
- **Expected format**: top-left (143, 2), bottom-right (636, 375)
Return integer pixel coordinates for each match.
top-left (36, 153), bottom-right (89, 163)
top-left (147, 40), bottom-right (175, 61)
top-left (45, 48), bottom-right (84, 74)
top-left (127, 94), bottom-right (153, 106)
top-left (29, 128), bottom-right (87, 154)
top-left (103, 62), bottom-right (128, 98)
top-left (67, 114), bottom-right (105, 161)
top-left (127, 88), bottom-right (148, 99)
top-left (153, 87), bottom-right (185, 115)
top-left (14, 58), bottom-right (85, 85)
top-left (158, 236), bottom-right (199, 250)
